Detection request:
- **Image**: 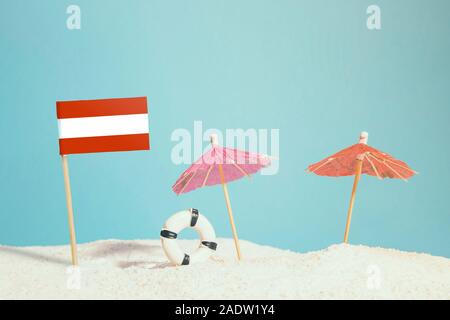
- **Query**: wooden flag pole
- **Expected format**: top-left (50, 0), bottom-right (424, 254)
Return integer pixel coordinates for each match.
top-left (61, 155), bottom-right (79, 265)
top-left (218, 163), bottom-right (242, 261)
top-left (343, 158), bottom-right (363, 243)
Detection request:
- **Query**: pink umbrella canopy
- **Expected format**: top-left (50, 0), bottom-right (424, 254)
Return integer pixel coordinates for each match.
top-left (173, 143), bottom-right (271, 195)
top-left (172, 134), bottom-right (272, 260)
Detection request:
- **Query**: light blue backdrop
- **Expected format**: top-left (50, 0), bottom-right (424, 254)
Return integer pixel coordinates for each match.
top-left (1, 0), bottom-right (449, 257)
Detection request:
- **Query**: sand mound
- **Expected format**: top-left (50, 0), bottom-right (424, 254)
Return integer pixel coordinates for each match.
top-left (1, 239), bottom-right (449, 299)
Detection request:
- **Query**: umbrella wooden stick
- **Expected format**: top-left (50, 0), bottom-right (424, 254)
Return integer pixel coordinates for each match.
top-left (218, 163), bottom-right (242, 260)
top-left (343, 132), bottom-right (368, 243)
top-left (343, 158), bottom-right (363, 243)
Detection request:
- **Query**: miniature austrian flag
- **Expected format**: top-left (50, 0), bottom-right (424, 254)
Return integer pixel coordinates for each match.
top-left (56, 96), bottom-right (150, 266)
top-left (56, 97), bottom-right (150, 155)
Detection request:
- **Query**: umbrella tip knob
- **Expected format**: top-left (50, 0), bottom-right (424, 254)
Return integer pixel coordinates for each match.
top-left (210, 134), bottom-right (219, 146)
top-left (359, 131), bottom-right (369, 144)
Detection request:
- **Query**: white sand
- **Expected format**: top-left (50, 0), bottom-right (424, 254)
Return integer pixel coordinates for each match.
top-left (0, 239), bottom-right (449, 300)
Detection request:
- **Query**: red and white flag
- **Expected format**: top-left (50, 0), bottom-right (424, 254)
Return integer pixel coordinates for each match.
top-left (56, 97), bottom-right (150, 155)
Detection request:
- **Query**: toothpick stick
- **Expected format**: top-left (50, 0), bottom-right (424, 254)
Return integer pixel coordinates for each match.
top-left (343, 159), bottom-right (363, 243)
top-left (61, 155), bottom-right (79, 265)
top-left (218, 163), bottom-right (242, 260)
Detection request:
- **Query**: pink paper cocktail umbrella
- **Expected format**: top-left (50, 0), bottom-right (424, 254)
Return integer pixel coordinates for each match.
top-left (172, 134), bottom-right (271, 260)
top-left (307, 132), bottom-right (417, 243)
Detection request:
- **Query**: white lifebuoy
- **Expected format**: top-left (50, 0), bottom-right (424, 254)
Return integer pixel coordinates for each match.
top-left (160, 208), bottom-right (217, 266)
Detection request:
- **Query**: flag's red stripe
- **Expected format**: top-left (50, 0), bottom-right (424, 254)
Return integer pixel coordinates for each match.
top-left (57, 97), bottom-right (148, 119)
top-left (59, 134), bottom-right (150, 155)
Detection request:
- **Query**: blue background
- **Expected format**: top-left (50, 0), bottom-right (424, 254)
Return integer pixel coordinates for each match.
top-left (1, 0), bottom-right (449, 257)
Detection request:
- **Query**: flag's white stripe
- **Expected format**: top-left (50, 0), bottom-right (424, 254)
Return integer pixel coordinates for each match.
top-left (58, 114), bottom-right (149, 139)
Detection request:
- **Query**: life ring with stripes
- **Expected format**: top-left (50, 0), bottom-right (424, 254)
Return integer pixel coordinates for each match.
top-left (160, 208), bottom-right (217, 266)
